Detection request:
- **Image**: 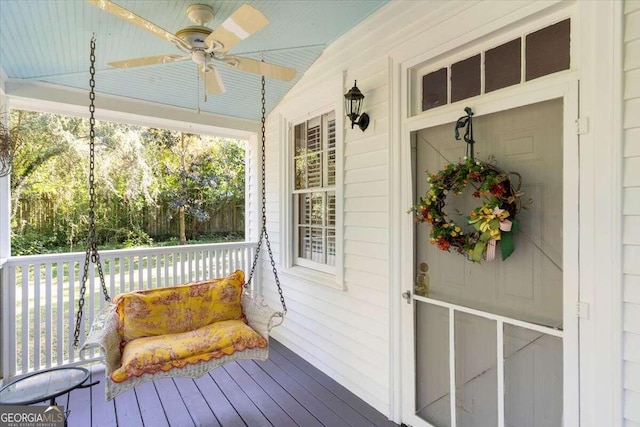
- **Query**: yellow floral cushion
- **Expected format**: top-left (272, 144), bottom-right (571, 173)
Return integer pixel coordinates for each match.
top-left (114, 270), bottom-right (245, 343)
top-left (111, 319), bottom-right (267, 383)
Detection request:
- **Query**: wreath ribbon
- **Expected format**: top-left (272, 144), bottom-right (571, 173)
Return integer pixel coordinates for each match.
top-left (468, 206), bottom-right (517, 262)
top-left (484, 218), bottom-right (513, 261)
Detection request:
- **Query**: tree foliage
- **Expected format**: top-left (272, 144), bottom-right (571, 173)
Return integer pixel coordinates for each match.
top-left (9, 110), bottom-right (246, 255)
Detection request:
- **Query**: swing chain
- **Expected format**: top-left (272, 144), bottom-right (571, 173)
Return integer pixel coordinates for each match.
top-left (73, 35), bottom-right (110, 348)
top-left (246, 75), bottom-right (287, 315)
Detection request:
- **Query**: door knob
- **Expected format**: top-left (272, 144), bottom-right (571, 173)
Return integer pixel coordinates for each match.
top-left (402, 290), bottom-right (411, 304)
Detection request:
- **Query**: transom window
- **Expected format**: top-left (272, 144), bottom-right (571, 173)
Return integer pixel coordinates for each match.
top-left (293, 111), bottom-right (336, 271)
top-left (421, 18), bottom-right (571, 112)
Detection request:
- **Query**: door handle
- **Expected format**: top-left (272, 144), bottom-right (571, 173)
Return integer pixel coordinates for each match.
top-left (402, 290), bottom-right (412, 304)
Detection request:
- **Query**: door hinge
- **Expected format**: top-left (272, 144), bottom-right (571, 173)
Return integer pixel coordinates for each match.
top-left (576, 302), bottom-right (590, 319)
top-left (575, 117), bottom-right (589, 135)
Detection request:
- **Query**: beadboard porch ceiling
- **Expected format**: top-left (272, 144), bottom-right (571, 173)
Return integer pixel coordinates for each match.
top-left (0, 1), bottom-right (387, 122)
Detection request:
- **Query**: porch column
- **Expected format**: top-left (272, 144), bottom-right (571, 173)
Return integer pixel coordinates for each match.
top-left (0, 68), bottom-right (9, 264)
top-left (0, 66), bottom-right (7, 381)
top-left (0, 177), bottom-right (7, 263)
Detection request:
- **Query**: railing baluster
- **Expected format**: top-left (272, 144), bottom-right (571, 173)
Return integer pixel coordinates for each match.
top-left (180, 252), bottom-right (186, 284)
top-left (86, 259), bottom-right (95, 357)
top-left (68, 261), bottom-right (75, 364)
top-left (215, 250), bottom-right (221, 278)
top-left (172, 252), bottom-right (178, 286)
top-left (190, 251), bottom-right (194, 282)
top-left (196, 250), bottom-right (202, 282)
top-left (45, 263), bottom-right (52, 368)
top-left (128, 256), bottom-right (134, 292)
top-left (187, 251), bottom-right (192, 283)
top-left (203, 249), bottom-right (209, 279)
top-left (137, 256), bottom-right (143, 290)
top-left (199, 250), bottom-right (204, 280)
top-left (210, 249), bottom-right (214, 279)
top-left (164, 253), bottom-right (169, 287)
top-left (56, 262), bottom-right (63, 366)
top-left (256, 248), bottom-right (262, 295)
top-left (100, 258), bottom-right (108, 311)
top-left (33, 264), bottom-right (41, 371)
top-left (190, 251), bottom-right (195, 282)
top-left (119, 257), bottom-right (125, 294)
top-left (234, 248), bottom-right (239, 272)
top-left (155, 254), bottom-right (161, 288)
top-left (109, 257), bottom-right (116, 299)
top-left (21, 266), bottom-right (29, 374)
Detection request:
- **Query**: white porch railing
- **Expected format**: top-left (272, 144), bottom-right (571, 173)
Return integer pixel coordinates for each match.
top-left (1, 242), bottom-right (260, 381)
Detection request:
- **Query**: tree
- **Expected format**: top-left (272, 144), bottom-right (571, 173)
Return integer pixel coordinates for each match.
top-left (151, 130), bottom-right (245, 244)
top-left (10, 110), bottom-right (246, 254)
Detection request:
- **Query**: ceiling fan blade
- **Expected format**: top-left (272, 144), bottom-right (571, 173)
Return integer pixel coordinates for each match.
top-left (108, 54), bottom-right (189, 69)
top-left (224, 56), bottom-right (296, 81)
top-left (205, 4), bottom-right (268, 53)
top-left (87, 0), bottom-right (191, 52)
top-left (199, 65), bottom-right (226, 95)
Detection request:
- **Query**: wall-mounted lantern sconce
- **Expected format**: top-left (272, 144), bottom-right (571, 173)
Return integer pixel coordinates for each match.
top-left (344, 80), bottom-right (370, 131)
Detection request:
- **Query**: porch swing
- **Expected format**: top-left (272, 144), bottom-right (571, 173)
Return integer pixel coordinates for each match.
top-left (75, 36), bottom-right (287, 401)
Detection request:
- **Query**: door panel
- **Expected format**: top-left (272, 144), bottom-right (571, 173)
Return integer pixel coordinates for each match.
top-left (416, 303), bottom-right (451, 427)
top-left (504, 325), bottom-right (563, 427)
top-left (455, 312), bottom-right (497, 427)
top-left (415, 99), bottom-right (563, 328)
top-left (410, 98), bottom-right (566, 427)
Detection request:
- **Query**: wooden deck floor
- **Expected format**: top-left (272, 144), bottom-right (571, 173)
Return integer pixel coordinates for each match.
top-left (62, 340), bottom-right (398, 427)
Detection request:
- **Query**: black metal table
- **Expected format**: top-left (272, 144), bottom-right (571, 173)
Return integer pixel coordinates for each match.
top-left (0, 366), bottom-right (98, 426)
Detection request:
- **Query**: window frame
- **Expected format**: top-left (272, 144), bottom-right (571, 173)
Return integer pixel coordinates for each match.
top-left (280, 103), bottom-right (344, 289)
top-left (292, 111), bottom-right (337, 274)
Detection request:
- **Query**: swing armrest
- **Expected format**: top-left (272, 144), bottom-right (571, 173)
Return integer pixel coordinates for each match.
top-left (242, 292), bottom-right (282, 339)
top-left (81, 304), bottom-right (122, 375)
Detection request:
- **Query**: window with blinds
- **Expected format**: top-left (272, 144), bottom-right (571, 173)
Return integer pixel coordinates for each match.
top-left (293, 111), bottom-right (336, 269)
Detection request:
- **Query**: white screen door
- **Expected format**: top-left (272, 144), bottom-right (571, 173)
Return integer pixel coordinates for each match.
top-left (403, 96), bottom-right (578, 427)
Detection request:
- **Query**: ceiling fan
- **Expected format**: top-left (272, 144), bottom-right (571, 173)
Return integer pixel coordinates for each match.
top-left (88, 1), bottom-right (297, 95)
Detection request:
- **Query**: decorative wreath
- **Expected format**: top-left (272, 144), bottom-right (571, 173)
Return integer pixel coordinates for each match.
top-left (411, 157), bottom-right (525, 263)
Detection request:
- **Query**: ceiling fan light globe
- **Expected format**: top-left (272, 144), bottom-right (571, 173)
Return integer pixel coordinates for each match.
top-left (192, 50), bottom-right (207, 65)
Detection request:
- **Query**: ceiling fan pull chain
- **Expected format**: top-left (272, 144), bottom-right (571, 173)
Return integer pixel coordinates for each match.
top-left (196, 66), bottom-right (201, 114)
top-left (202, 65), bottom-right (208, 103)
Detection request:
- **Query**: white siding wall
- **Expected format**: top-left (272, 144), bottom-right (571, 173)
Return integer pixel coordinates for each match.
top-left (255, 0), bottom-right (629, 422)
top-left (624, 1), bottom-right (640, 425)
top-left (257, 1), bottom-right (442, 416)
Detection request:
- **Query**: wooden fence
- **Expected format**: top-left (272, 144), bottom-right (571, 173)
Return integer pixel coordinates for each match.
top-left (13, 195), bottom-right (244, 242)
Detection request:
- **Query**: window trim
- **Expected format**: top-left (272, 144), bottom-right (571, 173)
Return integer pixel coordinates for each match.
top-left (280, 102), bottom-right (344, 290)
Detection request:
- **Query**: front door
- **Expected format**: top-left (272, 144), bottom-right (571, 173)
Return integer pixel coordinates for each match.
top-left (402, 96), bottom-right (578, 427)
